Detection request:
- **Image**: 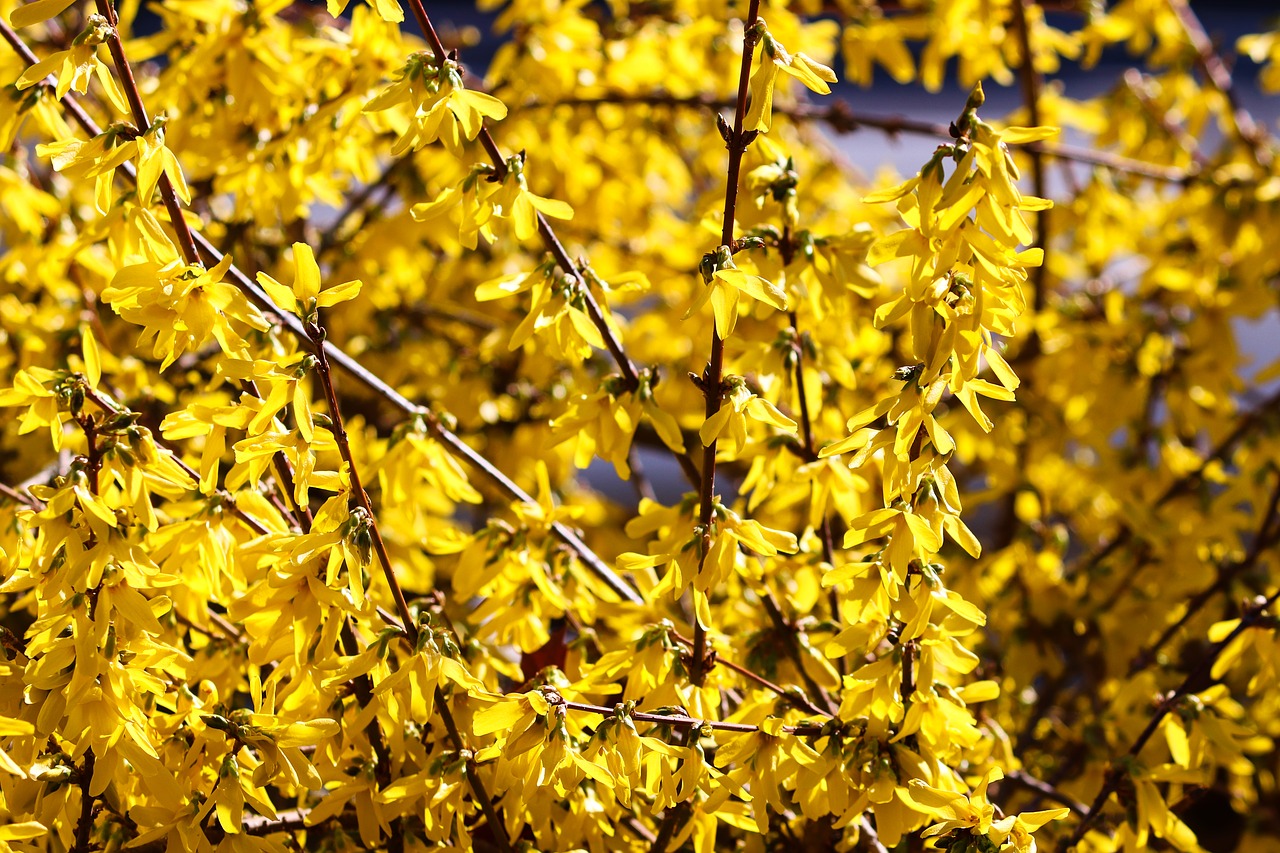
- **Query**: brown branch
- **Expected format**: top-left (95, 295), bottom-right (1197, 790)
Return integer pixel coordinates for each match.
top-left (558, 698), bottom-right (823, 736)
top-left (1001, 769), bottom-right (1088, 817)
top-left (316, 158), bottom-right (410, 256)
top-left (1123, 69), bottom-right (1209, 168)
top-left (1011, 0), bottom-right (1049, 319)
top-left (860, 816), bottom-right (891, 853)
top-left (690, 0), bottom-right (764, 691)
top-left (72, 750), bottom-right (97, 852)
top-left (406, 1), bottom-right (640, 394)
top-left (306, 312), bottom-right (511, 850)
top-left (0, 481), bottom-right (42, 510)
top-left (669, 628), bottom-right (831, 718)
top-left (0, 21), bottom-right (645, 607)
top-left (650, 7), bottom-right (765, 848)
top-left (1127, 467), bottom-right (1280, 677)
top-left (779, 224), bottom-right (844, 650)
top-left (1169, 0), bottom-right (1272, 168)
top-left (1065, 590), bottom-right (1280, 848)
top-left (309, 327), bottom-right (416, 640)
top-left (1066, 385), bottom-right (1280, 580)
top-left (67, 392), bottom-right (106, 853)
top-left (93, 0), bottom-right (200, 265)
top-left (758, 588), bottom-right (839, 715)
top-left (514, 92), bottom-right (1199, 183)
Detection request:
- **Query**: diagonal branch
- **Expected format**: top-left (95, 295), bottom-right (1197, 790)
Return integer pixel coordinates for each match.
top-left (1, 12), bottom-right (643, 606)
top-left (1169, 0), bottom-right (1272, 167)
top-left (407, 1), bottom-right (641, 393)
top-left (1066, 385), bottom-right (1280, 582)
top-left (1064, 589), bottom-right (1280, 848)
top-left (1126, 467), bottom-right (1280, 677)
top-left (93, 0), bottom-right (199, 265)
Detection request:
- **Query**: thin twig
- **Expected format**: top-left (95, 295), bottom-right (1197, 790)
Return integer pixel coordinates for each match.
top-left (780, 224), bottom-right (844, 653)
top-left (316, 159), bottom-right (409, 256)
top-left (407, 2), bottom-right (641, 393)
top-left (1123, 69), bottom-right (1209, 168)
top-left (758, 588), bottom-right (839, 715)
top-left (860, 816), bottom-right (890, 853)
top-left (72, 750), bottom-right (96, 853)
top-left (1, 27), bottom-right (645, 606)
top-left (689, 0), bottom-right (764, 690)
top-left (669, 629), bottom-right (831, 717)
top-left (1168, 0), bottom-right (1272, 167)
top-left (514, 92), bottom-right (1199, 183)
top-left (0, 481), bottom-right (42, 510)
top-left (1065, 590), bottom-right (1279, 848)
top-left (308, 324), bottom-right (417, 640)
top-left (558, 699), bottom-right (823, 736)
top-left (1011, 0), bottom-right (1048, 319)
top-left (94, 0), bottom-right (200, 265)
top-left (1065, 385), bottom-right (1280, 580)
top-left (308, 315), bottom-right (510, 850)
top-left (1127, 468), bottom-right (1280, 677)
top-left (650, 6), bottom-right (765, 847)
top-left (1002, 769), bottom-right (1088, 817)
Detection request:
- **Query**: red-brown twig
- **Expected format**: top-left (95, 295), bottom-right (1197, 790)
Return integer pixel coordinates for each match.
top-left (690, 0), bottom-right (765, 691)
top-left (1065, 590), bottom-right (1279, 848)
top-left (515, 92), bottom-right (1199, 183)
top-left (669, 628), bottom-right (832, 718)
top-left (1169, 0), bottom-right (1272, 168)
top-left (407, 1), bottom-right (640, 393)
top-left (93, 0), bottom-right (199, 265)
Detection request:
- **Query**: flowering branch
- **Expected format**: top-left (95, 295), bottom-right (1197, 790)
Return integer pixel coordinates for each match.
top-left (1127, 468), bottom-right (1280, 676)
top-left (691, 0), bottom-right (765, 690)
top-left (514, 92), bottom-right (1199, 183)
top-left (1066, 589), bottom-right (1280, 847)
top-left (91, 0), bottom-right (199, 265)
top-left (0, 21), bottom-right (645, 606)
top-left (406, 0), bottom-right (642, 393)
top-left (1169, 0), bottom-right (1272, 167)
top-left (1067, 385), bottom-right (1280, 580)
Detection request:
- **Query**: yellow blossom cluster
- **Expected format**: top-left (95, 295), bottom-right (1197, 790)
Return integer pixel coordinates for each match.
top-left (1, 0), bottom-right (1280, 851)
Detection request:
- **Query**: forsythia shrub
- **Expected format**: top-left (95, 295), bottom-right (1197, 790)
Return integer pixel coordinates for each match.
top-left (0, 0), bottom-right (1278, 851)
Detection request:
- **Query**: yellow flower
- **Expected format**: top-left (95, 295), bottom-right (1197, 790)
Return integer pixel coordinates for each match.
top-left (37, 122), bottom-right (137, 214)
top-left (256, 242), bottom-right (362, 324)
top-left (744, 28), bottom-right (837, 132)
top-left (15, 14), bottom-right (127, 112)
top-left (410, 162), bottom-right (499, 249)
top-left (843, 14), bottom-right (919, 86)
top-left (104, 253), bottom-right (268, 369)
top-left (133, 121), bottom-right (191, 208)
top-left (911, 769), bottom-right (1069, 852)
top-left (700, 376), bottom-right (796, 457)
top-left (0, 367), bottom-right (66, 450)
top-left (363, 53), bottom-right (507, 156)
top-left (326, 0), bottom-right (403, 24)
top-left (691, 246), bottom-right (789, 338)
top-left (489, 153), bottom-right (574, 242)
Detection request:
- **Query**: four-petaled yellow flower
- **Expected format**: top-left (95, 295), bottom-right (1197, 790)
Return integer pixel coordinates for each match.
top-left (700, 376), bottom-right (797, 456)
top-left (15, 13), bottom-right (127, 112)
top-left (745, 27), bottom-right (838, 132)
top-left (257, 242), bottom-right (362, 325)
top-left (691, 245), bottom-right (789, 338)
top-left (910, 769), bottom-right (1069, 852)
top-left (363, 53), bottom-right (507, 156)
